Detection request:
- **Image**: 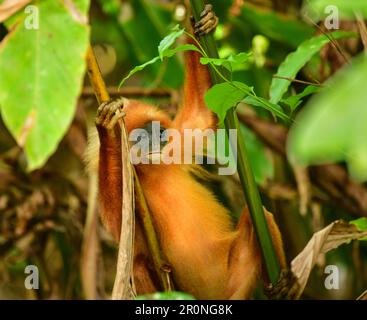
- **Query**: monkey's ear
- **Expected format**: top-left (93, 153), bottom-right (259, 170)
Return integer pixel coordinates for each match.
top-left (173, 38), bottom-right (217, 131)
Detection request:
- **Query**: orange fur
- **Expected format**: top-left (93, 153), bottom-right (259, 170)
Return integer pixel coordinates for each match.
top-left (86, 37), bottom-right (285, 299)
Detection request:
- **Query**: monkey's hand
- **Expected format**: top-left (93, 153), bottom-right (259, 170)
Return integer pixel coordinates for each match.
top-left (96, 98), bottom-right (126, 133)
top-left (192, 4), bottom-right (219, 37)
top-left (264, 269), bottom-right (300, 300)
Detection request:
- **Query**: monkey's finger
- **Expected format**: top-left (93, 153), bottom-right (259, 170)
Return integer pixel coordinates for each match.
top-left (195, 17), bottom-right (218, 36)
top-left (103, 105), bottom-right (124, 127)
top-left (200, 4), bottom-right (213, 18)
top-left (97, 101), bottom-right (109, 116)
top-left (100, 99), bottom-right (124, 120)
top-left (195, 11), bottom-right (215, 28)
top-left (106, 111), bottom-right (126, 130)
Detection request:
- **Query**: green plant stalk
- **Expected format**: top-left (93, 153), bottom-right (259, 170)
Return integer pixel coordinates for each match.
top-left (189, 0), bottom-right (281, 285)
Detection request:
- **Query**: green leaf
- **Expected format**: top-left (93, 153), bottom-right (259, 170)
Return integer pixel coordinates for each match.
top-left (158, 25), bottom-right (185, 60)
top-left (205, 81), bottom-right (251, 123)
top-left (350, 218), bottom-right (367, 232)
top-left (350, 218), bottom-right (367, 241)
top-left (200, 52), bottom-right (251, 72)
top-left (206, 81), bottom-right (289, 123)
top-left (119, 0), bottom-right (184, 88)
top-left (269, 31), bottom-right (356, 104)
top-left (200, 57), bottom-right (232, 72)
top-left (243, 96), bottom-right (288, 121)
top-left (119, 44), bottom-right (200, 87)
top-left (135, 291), bottom-right (195, 300)
top-left (282, 85), bottom-right (321, 112)
top-left (119, 56), bottom-right (160, 87)
top-left (228, 52), bottom-right (252, 64)
top-left (306, 0), bottom-right (367, 19)
top-left (288, 54), bottom-right (367, 182)
top-left (163, 43), bottom-right (201, 58)
top-left (0, 0), bottom-right (90, 171)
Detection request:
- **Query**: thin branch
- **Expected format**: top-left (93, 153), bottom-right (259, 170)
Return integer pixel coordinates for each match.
top-left (272, 75), bottom-right (324, 87)
top-left (82, 86), bottom-right (172, 98)
top-left (86, 46), bottom-right (135, 300)
top-left (304, 15), bottom-right (350, 65)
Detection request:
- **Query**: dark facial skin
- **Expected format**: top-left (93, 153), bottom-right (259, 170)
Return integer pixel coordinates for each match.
top-left (140, 121), bottom-right (168, 153)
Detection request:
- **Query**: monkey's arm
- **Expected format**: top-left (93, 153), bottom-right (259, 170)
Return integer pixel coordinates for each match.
top-left (95, 99), bottom-right (125, 241)
top-left (225, 207), bottom-right (286, 299)
top-left (173, 4), bottom-right (218, 131)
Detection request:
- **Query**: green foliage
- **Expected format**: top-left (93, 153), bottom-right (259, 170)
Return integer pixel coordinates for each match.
top-left (269, 31), bottom-right (356, 104)
top-left (158, 25), bottom-right (185, 60)
top-left (119, 57), bottom-right (161, 87)
top-left (120, 25), bottom-right (289, 125)
top-left (204, 82), bottom-right (251, 124)
top-left (350, 218), bottom-right (367, 241)
top-left (205, 81), bottom-right (288, 124)
top-left (117, 0), bottom-right (184, 88)
top-left (351, 218), bottom-right (367, 232)
top-left (200, 52), bottom-right (252, 73)
top-left (0, 0), bottom-right (90, 171)
top-left (282, 85), bottom-right (320, 112)
top-left (242, 96), bottom-right (286, 119)
top-left (288, 54), bottom-right (367, 182)
top-left (119, 26), bottom-right (200, 87)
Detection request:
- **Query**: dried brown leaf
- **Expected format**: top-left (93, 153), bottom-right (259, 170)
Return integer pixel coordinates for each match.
top-left (112, 119), bottom-right (135, 300)
top-left (291, 220), bottom-right (367, 298)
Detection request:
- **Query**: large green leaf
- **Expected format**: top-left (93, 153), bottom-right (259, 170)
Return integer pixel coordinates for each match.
top-left (269, 31), bottom-right (355, 104)
top-left (288, 54), bottom-right (367, 182)
top-left (0, 0), bottom-right (90, 171)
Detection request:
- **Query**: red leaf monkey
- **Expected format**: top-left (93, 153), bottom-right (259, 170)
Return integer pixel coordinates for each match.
top-left (86, 5), bottom-right (286, 299)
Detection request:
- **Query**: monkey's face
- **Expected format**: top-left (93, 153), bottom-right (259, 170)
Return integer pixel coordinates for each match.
top-left (123, 100), bottom-right (174, 166)
top-left (132, 121), bottom-right (170, 163)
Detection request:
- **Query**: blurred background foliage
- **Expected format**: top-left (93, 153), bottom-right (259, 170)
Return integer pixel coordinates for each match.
top-left (0, 0), bottom-right (366, 299)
